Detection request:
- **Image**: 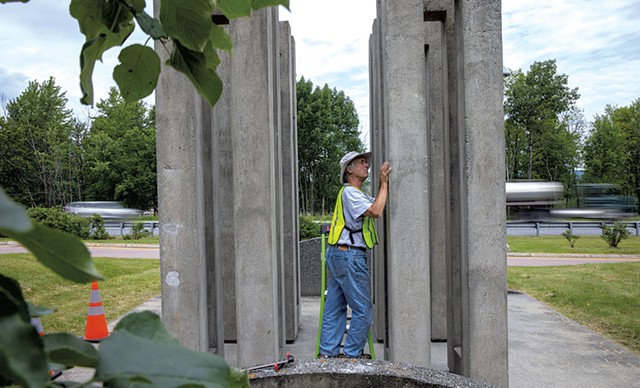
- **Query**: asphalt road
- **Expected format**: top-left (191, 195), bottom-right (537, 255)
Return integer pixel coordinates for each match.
top-left (0, 243), bottom-right (160, 259)
top-left (3, 242), bottom-right (640, 265)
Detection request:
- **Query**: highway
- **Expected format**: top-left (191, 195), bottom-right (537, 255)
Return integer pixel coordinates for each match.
top-left (2, 242), bottom-right (639, 266)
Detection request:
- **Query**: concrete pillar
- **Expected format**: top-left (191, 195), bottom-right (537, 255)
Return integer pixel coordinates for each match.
top-left (228, 7), bottom-right (285, 367)
top-left (449, 0), bottom-right (508, 386)
top-left (424, 5), bottom-right (450, 342)
top-left (369, 16), bottom-right (387, 344)
top-left (210, 21), bottom-right (238, 345)
top-left (279, 21), bottom-right (301, 342)
top-left (154, 0), bottom-right (221, 352)
top-left (377, 0), bottom-right (431, 366)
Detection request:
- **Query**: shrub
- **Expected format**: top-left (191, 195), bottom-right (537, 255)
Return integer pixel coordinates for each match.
top-left (561, 230), bottom-right (580, 248)
top-left (88, 214), bottom-right (110, 240)
top-left (27, 207), bottom-right (90, 239)
top-left (299, 215), bottom-right (325, 240)
top-left (124, 221), bottom-right (152, 240)
top-left (600, 222), bottom-right (630, 248)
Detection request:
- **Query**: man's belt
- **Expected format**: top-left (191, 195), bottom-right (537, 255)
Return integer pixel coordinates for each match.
top-left (337, 244), bottom-right (366, 252)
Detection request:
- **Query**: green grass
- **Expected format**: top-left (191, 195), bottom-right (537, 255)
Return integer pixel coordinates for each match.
top-left (508, 262), bottom-right (640, 354)
top-left (84, 235), bottom-right (160, 244)
top-left (507, 235), bottom-right (640, 254)
top-left (1, 253), bottom-right (160, 337)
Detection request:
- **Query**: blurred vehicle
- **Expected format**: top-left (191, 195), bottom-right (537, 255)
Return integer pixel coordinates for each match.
top-left (557, 183), bottom-right (638, 219)
top-left (506, 181), bottom-right (637, 220)
top-left (64, 201), bottom-right (144, 220)
top-left (506, 181), bottom-right (564, 220)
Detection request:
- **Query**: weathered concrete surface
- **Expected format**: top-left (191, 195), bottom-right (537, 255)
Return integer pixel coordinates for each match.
top-left (374, 0), bottom-right (432, 366)
top-left (249, 359), bottom-right (492, 387)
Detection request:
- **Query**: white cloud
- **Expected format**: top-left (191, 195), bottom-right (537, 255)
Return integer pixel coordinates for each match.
top-left (502, 0), bottom-right (640, 121)
top-left (1, 0), bottom-right (638, 133)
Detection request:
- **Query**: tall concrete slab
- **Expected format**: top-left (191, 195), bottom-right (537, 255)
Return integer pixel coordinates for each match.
top-left (154, 1), bottom-right (220, 352)
top-left (227, 8), bottom-right (285, 367)
top-left (424, 5), bottom-right (450, 342)
top-left (279, 21), bottom-right (301, 342)
top-left (369, 17), bottom-right (387, 343)
top-left (210, 22), bottom-right (238, 344)
top-left (377, 0), bottom-right (431, 366)
top-left (451, 0), bottom-right (508, 385)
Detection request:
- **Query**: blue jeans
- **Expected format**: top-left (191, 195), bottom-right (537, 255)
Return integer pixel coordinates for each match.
top-left (319, 245), bottom-right (372, 357)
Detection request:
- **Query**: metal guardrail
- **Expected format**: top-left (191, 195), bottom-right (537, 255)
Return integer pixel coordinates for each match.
top-left (507, 220), bottom-right (640, 237)
top-left (105, 220), bottom-right (640, 237)
top-left (104, 221), bottom-right (160, 237)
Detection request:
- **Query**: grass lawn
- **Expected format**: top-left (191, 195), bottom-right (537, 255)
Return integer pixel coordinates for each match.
top-left (1, 253), bottom-right (160, 337)
top-left (507, 235), bottom-right (640, 254)
top-left (84, 236), bottom-right (160, 244)
top-left (508, 262), bottom-right (640, 354)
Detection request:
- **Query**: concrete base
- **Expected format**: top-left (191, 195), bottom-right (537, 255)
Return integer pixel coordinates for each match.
top-left (249, 359), bottom-right (491, 387)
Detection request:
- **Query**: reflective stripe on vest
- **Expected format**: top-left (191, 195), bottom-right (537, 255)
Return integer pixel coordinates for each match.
top-left (328, 185), bottom-right (378, 249)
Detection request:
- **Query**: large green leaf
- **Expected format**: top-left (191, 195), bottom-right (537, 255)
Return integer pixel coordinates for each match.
top-left (101, 0), bottom-right (135, 34)
top-left (217, 0), bottom-right (251, 19)
top-left (210, 23), bottom-right (233, 52)
top-left (0, 275), bottom-right (29, 321)
top-left (7, 223), bottom-right (102, 283)
top-left (167, 40), bottom-right (223, 106)
top-left (160, 0), bottom-right (212, 52)
top-left (0, 187), bottom-right (32, 233)
top-left (43, 333), bottom-right (98, 368)
top-left (251, 0), bottom-right (289, 11)
top-left (0, 276), bottom-right (50, 388)
top-left (113, 311), bottom-right (176, 342)
top-left (95, 312), bottom-right (232, 387)
top-left (134, 10), bottom-right (167, 39)
top-left (79, 24), bottom-right (134, 105)
top-left (70, 0), bottom-right (105, 39)
top-left (114, 44), bottom-right (161, 103)
top-left (127, 0), bottom-right (146, 13)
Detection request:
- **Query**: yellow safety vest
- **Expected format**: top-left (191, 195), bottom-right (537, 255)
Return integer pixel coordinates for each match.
top-left (328, 185), bottom-right (379, 249)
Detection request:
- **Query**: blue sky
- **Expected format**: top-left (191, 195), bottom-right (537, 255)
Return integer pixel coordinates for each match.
top-left (1, 0), bottom-right (639, 142)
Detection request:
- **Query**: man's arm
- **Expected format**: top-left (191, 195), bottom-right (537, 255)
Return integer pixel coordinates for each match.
top-left (364, 161), bottom-right (391, 218)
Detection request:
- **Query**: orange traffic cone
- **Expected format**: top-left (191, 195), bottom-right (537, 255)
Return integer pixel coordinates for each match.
top-left (30, 317), bottom-right (63, 380)
top-left (83, 281), bottom-right (110, 342)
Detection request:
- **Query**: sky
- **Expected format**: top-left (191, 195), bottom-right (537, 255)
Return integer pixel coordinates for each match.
top-left (1, 0), bottom-right (639, 143)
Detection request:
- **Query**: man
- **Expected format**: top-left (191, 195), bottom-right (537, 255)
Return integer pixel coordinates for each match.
top-left (319, 151), bottom-right (391, 358)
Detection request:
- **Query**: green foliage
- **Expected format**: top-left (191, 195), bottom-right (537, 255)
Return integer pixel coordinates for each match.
top-left (82, 88), bottom-right (158, 211)
top-left (297, 77), bottom-right (365, 214)
top-left (0, 78), bottom-right (82, 208)
top-left (89, 214), bottom-right (110, 240)
top-left (299, 215), bottom-right (324, 240)
top-left (504, 60), bottom-right (581, 185)
top-left (0, 187), bottom-right (248, 386)
top-left (27, 207), bottom-right (90, 239)
top-left (582, 99), bottom-right (640, 209)
top-left (600, 222), bottom-right (631, 248)
top-left (66, 0), bottom-right (289, 106)
top-left (124, 221), bottom-right (152, 240)
top-left (561, 229), bottom-right (580, 248)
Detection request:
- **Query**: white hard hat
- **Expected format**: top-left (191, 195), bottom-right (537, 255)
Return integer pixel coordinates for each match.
top-left (339, 151), bottom-right (372, 183)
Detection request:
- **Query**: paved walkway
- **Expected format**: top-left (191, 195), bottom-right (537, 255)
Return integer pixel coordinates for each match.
top-left (57, 293), bottom-right (640, 387)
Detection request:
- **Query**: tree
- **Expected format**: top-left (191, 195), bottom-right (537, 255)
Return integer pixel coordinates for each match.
top-left (297, 77), bottom-right (364, 214)
top-left (83, 88), bottom-right (157, 211)
top-left (0, 78), bottom-right (81, 207)
top-left (582, 106), bottom-right (629, 185)
top-left (504, 60), bottom-right (581, 184)
top-left (583, 100), bottom-right (640, 206)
